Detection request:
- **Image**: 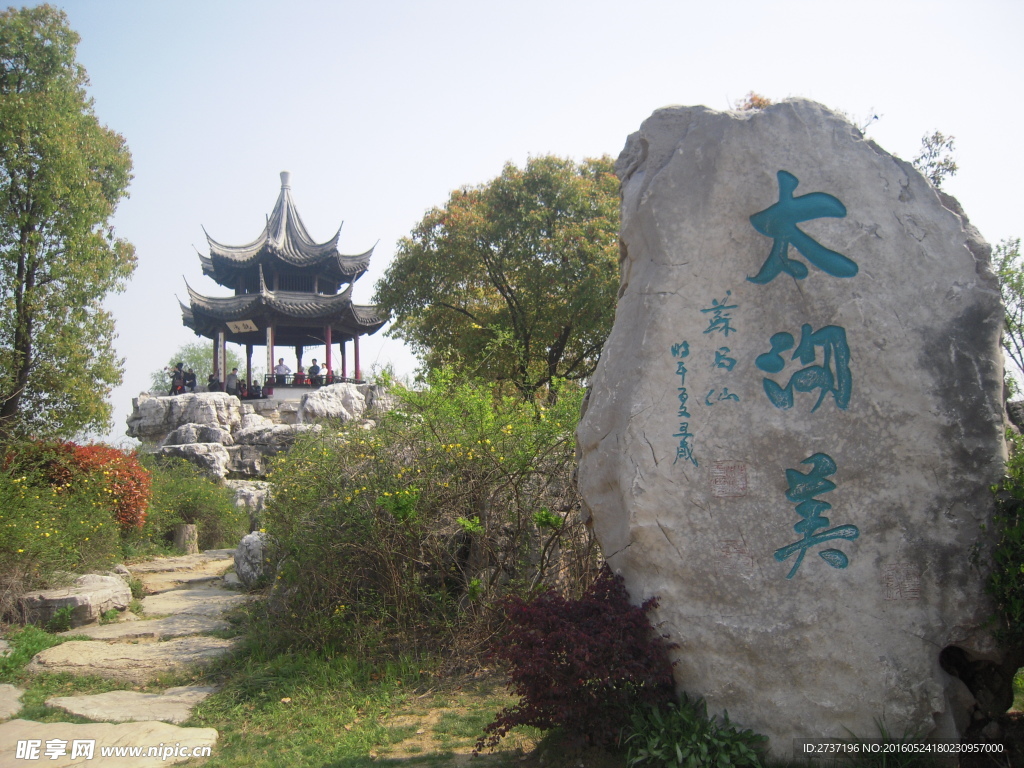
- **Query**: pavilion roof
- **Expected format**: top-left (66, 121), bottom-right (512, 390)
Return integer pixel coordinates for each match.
top-left (180, 277), bottom-right (387, 345)
top-left (200, 172), bottom-right (374, 286)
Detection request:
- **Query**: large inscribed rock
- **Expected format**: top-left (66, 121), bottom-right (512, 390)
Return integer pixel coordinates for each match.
top-left (576, 100), bottom-right (1007, 752)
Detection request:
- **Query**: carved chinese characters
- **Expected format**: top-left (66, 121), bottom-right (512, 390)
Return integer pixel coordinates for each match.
top-left (576, 100), bottom-right (1006, 753)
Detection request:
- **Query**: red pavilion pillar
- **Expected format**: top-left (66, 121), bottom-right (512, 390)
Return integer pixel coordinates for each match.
top-left (341, 340), bottom-right (347, 379)
top-left (354, 336), bottom-right (361, 381)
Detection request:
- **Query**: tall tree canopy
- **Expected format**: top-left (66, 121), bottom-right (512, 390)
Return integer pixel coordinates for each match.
top-left (147, 342), bottom-right (244, 394)
top-left (0, 5), bottom-right (134, 439)
top-left (374, 155), bottom-right (620, 398)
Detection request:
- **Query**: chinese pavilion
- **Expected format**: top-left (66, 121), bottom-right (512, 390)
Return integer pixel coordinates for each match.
top-left (180, 172), bottom-right (386, 387)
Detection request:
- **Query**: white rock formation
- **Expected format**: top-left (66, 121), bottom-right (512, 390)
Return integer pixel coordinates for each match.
top-left (126, 392), bottom-right (241, 443)
top-left (576, 100), bottom-right (1007, 753)
top-left (297, 382), bottom-right (367, 423)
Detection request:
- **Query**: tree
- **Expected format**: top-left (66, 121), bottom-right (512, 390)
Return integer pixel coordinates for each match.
top-left (147, 341), bottom-right (244, 393)
top-left (374, 155), bottom-right (620, 400)
top-left (995, 238), bottom-right (1024, 386)
top-left (0, 6), bottom-right (134, 439)
top-left (912, 130), bottom-right (958, 188)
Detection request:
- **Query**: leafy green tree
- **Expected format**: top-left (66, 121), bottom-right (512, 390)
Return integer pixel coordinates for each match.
top-left (996, 238), bottom-right (1024, 386)
top-left (374, 155), bottom-right (620, 400)
top-left (148, 341), bottom-right (243, 393)
top-left (0, 5), bottom-right (134, 439)
top-left (912, 130), bottom-right (958, 188)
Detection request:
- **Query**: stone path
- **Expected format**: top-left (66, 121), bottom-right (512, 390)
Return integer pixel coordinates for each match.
top-left (0, 549), bottom-right (244, 767)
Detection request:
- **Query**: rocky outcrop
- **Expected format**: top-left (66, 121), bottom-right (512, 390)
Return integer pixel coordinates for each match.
top-left (127, 384), bottom-right (389, 482)
top-left (18, 575), bottom-right (131, 628)
top-left (576, 99), bottom-right (1007, 754)
top-left (127, 392), bottom-right (242, 443)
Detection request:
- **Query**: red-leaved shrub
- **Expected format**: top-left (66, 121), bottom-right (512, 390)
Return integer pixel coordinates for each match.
top-left (7, 440), bottom-right (152, 532)
top-left (479, 567), bottom-right (677, 750)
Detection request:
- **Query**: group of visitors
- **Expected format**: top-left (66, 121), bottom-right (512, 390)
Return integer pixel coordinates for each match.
top-left (167, 363), bottom-right (264, 399)
top-left (167, 363), bottom-right (197, 395)
top-left (273, 357), bottom-right (331, 386)
top-left (167, 356), bottom-right (336, 398)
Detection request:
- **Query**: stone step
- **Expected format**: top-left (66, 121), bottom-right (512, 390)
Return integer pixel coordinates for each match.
top-left (25, 636), bottom-right (237, 685)
top-left (140, 586), bottom-right (247, 618)
top-left (45, 685), bottom-right (217, 725)
top-left (0, 719), bottom-right (217, 767)
top-left (0, 686), bottom-right (23, 722)
top-left (60, 613), bottom-right (229, 642)
top-left (133, 555), bottom-right (236, 595)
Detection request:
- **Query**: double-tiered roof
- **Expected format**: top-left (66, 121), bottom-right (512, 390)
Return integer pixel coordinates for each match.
top-left (180, 172), bottom-right (385, 381)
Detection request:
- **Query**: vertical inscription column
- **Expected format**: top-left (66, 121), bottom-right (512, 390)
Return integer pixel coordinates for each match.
top-left (266, 325), bottom-right (274, 387)
top-left (216, 330), bottom-right (226, 387)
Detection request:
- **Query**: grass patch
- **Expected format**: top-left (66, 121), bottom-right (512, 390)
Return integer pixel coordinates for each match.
top-left (182, 650), bottom-right (536, 768)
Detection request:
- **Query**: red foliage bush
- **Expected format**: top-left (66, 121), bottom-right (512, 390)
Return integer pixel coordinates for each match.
top-left (478, 567), bottom-right (677, 750)
top-left (6, 440), bottom-right (152, 531)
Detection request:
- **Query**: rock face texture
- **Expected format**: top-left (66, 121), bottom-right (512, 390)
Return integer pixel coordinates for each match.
top-left (575, 100), bottom-right (1007, 753)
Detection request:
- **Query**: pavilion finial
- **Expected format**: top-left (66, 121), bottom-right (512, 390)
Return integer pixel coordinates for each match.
top-left (280, 171), bottom-right (291, 189)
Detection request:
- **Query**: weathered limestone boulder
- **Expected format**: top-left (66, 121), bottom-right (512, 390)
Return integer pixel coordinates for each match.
top-left (18, 574), bottom-right (131, 628)
top-left (234, 531), bottom-right (269, 588)
top-left (576, 99), bottom-right (1007, 753)
top-left (126, 392), bottom-right (241, 443)
top-left (155, 443), bottom-right (231, 479)
top-left (163, 422), bottom-right (235, 446)
top-left (297, 382), bottom-right (366, 423)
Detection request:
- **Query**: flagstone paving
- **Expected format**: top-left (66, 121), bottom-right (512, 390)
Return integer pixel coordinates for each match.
top-left (0, 687), bottom-right (22, 723)
top-left (0, 548), bottom-right (244, 766)
top-left (46, 685), bottom-right (218, 725)
top-left (25, 636), bottom-right (237, 684)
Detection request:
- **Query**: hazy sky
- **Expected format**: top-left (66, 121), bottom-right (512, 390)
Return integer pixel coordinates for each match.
top-left (48, 0), bottom-right (1022, 443)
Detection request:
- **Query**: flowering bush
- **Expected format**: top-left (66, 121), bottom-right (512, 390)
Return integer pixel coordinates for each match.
top-left (6, 441), bottom-right (151, 532)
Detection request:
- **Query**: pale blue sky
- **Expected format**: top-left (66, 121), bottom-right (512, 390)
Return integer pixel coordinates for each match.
top-left (49, 0), bottom-right (1021, 442)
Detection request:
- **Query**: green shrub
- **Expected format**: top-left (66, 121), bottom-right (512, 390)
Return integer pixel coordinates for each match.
top-left (987, 430), bottom-right (1024, 647)
top-left (45, 605), bottom-right (75, 633)
top-left (258, 370), bottom-right (598, 657)
top-left (138, 455), bottom-right (246, 551)
top-left (625, 695), bottom-right (766, 768)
